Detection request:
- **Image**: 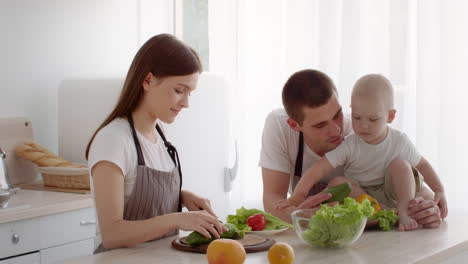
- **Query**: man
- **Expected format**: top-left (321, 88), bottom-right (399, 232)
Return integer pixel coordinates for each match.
top-left (259, 69), bottom-right (442, 228)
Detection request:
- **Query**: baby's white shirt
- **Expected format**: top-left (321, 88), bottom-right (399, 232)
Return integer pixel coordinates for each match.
top-left (326, 127), bottom-right (421, 187)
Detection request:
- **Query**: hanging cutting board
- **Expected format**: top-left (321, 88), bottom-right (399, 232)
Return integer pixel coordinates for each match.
top-left (171, 234), bottom-right (275, 254)
top-left (0, 117), bottom-right (39, 185)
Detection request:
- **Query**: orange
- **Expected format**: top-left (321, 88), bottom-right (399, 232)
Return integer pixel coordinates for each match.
top-left (267, 242), bottom-right (295, 264)
top-left (206, 239), bottom-right (246, 264)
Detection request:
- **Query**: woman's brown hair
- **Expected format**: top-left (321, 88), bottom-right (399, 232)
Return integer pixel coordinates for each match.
top-left (85, 34), bottom-right (202, 159)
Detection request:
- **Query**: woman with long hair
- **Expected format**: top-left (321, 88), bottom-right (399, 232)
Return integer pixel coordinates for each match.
top-left (86, 34), bottom-right (226, 252)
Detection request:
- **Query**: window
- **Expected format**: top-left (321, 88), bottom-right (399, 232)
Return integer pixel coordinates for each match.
top-left (175, 0), bottom-right (209, 71)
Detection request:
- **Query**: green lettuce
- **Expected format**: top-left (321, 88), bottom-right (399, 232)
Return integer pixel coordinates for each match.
top-left (302, 197), bottom-right (374, 248)
top-left (369, 209), bottom-right (399, 231)
top-left (226, 207), bottom-right (293, 232)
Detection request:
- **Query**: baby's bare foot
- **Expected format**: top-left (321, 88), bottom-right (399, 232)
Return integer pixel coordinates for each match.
top-left (398, 214), bottom-right (418, 231)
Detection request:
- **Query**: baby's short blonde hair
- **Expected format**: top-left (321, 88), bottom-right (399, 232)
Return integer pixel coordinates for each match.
top-left (351, 74), bottom-right (394, 110)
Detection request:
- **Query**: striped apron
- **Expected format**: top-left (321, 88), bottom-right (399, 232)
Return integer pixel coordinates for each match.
top-left (94, 115), bottom-right (182, 253)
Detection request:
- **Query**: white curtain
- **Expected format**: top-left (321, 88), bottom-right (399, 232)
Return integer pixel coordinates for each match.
top-left (209, 0), bottom-right (468, 212)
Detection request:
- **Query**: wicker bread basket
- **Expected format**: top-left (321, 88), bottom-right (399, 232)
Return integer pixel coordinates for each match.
top-left (38, 167), bottom-right (90, 189)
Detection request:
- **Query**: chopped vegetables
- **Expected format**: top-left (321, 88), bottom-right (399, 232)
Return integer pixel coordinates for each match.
top-left (369, 209), bottom-right (399, 231)
top-left (355, 195), bottom-right (399, 231)
top-left (185, 223), bottom-right (244, 246)
top-left (246, 213), bottom-right (267, 231)
top-left (356, 194), bottom-right (381, 214)
top-left (227, 207), bottom-right (293, 232)
top-left (302, 197), bottom-right (374, 248)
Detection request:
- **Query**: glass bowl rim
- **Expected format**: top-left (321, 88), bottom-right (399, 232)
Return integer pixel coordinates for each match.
top-left (290, 208), bottom-right (320, 221)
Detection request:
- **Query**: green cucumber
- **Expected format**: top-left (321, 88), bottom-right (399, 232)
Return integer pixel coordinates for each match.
top-left (185, 231), bottom-right (213, 246)
top-left (185, 223), bottom-right (244, 246)
top-left (323, 182), bottom-right (352, 204)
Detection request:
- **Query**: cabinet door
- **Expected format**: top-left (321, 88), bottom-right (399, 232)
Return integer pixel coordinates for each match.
top-left (0, 218), bottom-right (41, 258)
top-left (40, 238), bottom-right (94, 264)
top-left (40, 207), bottom-right (96, 249)
top-left (0, 252), bottom-right (40, 264)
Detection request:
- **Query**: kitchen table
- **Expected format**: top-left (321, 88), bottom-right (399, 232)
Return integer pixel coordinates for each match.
top-left (63, 211), bottom-right (468, 264)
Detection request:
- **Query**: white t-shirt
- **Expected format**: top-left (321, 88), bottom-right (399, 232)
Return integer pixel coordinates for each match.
top-left (326, 127), bottom-right (422, 187)
top-left (88, 118), bottom-right (175, 202)
top-left (259, 108), bottom-right (352, 193)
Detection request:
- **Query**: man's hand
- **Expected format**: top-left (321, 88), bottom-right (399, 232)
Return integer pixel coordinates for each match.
top-left (296, 192), bottom-right (334, 209)
top-left (408, 196), bottom-right (442, 229)
top-left (262, 168), bottom-right (334, 223)
top-left (276, 193), bottom-right (309, 210)
top-left (275, 192), bottom-right (333, 213)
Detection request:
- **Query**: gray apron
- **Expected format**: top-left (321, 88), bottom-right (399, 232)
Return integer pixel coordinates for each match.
top-left (292, 132), bottom-right (327, 195)
top-left (94, 115), bottom-right (182, 253)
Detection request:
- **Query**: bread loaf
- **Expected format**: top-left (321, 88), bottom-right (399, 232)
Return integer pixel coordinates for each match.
top-left (15, 142), bottom-right (86, 168)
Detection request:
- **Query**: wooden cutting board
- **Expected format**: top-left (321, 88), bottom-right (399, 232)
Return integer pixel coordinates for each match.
top-left (0, 117), bottom-right (39, 185)
top-left (172, 234), bottom-right (275, 254)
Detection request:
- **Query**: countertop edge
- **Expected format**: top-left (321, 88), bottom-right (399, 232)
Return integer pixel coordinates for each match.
top-left (0, 191), bottom-right (94, 224)
top-left (414, 240), bottom-right (468, 264)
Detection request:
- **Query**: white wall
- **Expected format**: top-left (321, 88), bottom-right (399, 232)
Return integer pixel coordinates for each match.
top-left (1, 0), bottom-right (236, 219)
top-left (56, 74), bottom-right (236, 220)
top-left (0, 0), bottom-right (173, 153)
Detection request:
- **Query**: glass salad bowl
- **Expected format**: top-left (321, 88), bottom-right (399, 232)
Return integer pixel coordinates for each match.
top-left (291, 208), bottom-right (367, 248)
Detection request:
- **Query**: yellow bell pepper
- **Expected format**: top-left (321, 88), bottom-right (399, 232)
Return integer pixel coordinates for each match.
top-left (356, 194), bottom-right (381, 214)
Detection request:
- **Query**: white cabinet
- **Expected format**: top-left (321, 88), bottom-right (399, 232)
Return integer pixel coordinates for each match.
top-left (0, 252), bottom-right (40, 264)
top-left (40, 238), bottom-right (94, 264)
top-left (0, 207), bottom-right (96, 263)
top-left (0, 218), bottom-right (41, 259)
top-left (39, 207), bottom-right (95, 249)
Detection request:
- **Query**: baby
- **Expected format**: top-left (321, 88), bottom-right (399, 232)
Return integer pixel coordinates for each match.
top-left (278, 74), bottom-right (447, 231)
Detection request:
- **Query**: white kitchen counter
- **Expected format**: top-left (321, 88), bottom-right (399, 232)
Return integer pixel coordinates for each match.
top-left (0, 189), bottom-right (93, 224)
top-left (63, 211), bottom-right (468, 264)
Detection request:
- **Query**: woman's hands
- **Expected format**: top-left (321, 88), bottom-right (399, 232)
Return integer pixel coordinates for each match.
top-left (174, 210), bottom-right (227, 239)
top-left (177, 190), bottom-right (227, 238)
top-left (181, 190), bottom-right (217, 217)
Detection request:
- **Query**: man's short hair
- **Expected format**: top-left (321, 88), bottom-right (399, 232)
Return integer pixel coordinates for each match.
top-left (282, 69), bottom-right (337, 124)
